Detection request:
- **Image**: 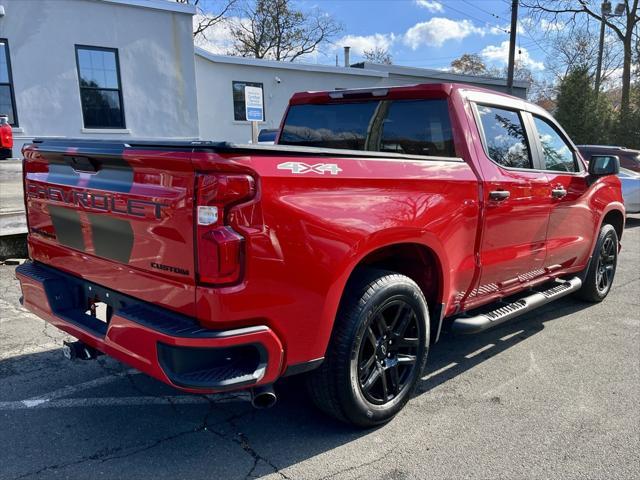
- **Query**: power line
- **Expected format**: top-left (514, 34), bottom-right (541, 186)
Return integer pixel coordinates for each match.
top-left (461, 0), bottom-right (510, 23)
top-left (442, 3), bottom-right (511, 35)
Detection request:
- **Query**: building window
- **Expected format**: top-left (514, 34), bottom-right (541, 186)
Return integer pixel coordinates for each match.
top-left (0, 39), bottom-right (18, 126)
top-left (75, 45), bottom-right (125, 129)
top-left (232, 81), bottom-right (264, 121)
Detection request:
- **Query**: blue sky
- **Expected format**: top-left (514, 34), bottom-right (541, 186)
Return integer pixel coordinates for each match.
top-left (198, 0), bottom-right (552, 76)
top-left (307, 0), bottom-right (547, 71)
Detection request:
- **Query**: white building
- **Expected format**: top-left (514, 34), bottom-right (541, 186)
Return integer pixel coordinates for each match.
top-left (0, 0), bottom-right (199, 155)
top-left (0, 0), bottom-right (528, 152)
top-left (195, 49), bottom-right (529, 142)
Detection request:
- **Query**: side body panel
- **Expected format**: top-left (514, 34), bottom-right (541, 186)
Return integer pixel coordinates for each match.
top-left (458, 88), bottom-right (625, 309)
top-left (193, 152), bottom-right (480, 366)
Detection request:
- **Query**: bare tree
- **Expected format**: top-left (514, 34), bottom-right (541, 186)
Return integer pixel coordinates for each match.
top-left (176, 0), bottom-right (237, 39)
top-left (228, 0), bottom-right (342, 61)
top-left (522, 0), bottom-right (639, 114)
top-left (450, 54), bottom-right (490, 75)
top-left (545, 29), bottom-right (623, 86)
top-left (363, 47), bottom-right (393, 65)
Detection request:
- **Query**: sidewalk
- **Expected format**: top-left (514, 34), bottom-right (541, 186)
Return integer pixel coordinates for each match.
top-left (0, 159), bottom-right (27, 236)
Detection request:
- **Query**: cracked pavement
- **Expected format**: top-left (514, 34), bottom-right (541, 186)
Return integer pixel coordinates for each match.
top-left (1, 216), bottom-right (639, 480)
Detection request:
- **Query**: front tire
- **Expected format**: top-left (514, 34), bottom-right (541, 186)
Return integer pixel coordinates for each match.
top-left (575, 223), bottom-right (619, 302)
top-left (306, 269), bottom-right (429, 427)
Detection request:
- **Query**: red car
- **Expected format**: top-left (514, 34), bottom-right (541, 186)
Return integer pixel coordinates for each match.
top-left (0, 114), bottom-right (12, 159)
top-left (17, 84), bottom-right (624, 426)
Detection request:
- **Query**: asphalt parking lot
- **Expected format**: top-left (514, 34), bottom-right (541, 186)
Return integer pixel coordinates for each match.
top-left (1, 216), bottom-right (639, 480)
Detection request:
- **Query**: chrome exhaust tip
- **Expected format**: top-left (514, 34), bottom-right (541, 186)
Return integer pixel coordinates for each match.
top-left (250, 385), bottom-right (277, 409)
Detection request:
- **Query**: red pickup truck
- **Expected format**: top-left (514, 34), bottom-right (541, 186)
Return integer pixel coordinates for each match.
top-left (17, 83), bottom-right (624, 426)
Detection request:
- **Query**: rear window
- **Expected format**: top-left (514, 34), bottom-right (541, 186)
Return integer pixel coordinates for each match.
top-left (279, 98), bottom-right (455, 157)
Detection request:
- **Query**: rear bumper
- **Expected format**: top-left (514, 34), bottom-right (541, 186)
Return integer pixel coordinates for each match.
top-left (16, 261), bottom-right (284, 393)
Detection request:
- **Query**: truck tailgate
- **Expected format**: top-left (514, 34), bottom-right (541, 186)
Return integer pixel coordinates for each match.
top-left (23, 141), bottom-right (197, 316)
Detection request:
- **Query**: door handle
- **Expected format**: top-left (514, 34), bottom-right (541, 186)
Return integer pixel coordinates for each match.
top-left (551, 187), bottom-right (567, 199)
top-left (489, 190), bottom-right (510, 201)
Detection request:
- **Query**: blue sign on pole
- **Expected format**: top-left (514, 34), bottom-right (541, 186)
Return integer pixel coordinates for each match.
top-left (244, 86), bottom-right (264, 122)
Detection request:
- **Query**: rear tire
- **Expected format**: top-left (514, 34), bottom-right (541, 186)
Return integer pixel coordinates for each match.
top-left (575, 223), bottom-right (618, 302)
top-left (306, 269), bottom-right (429, 427)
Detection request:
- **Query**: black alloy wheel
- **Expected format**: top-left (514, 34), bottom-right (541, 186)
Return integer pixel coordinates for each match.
top-left (575, 223), bottom-right (619, 302)
top-left (357, 300), bottom-right (420, 405)
top-left (595, 234), bottom-right (617, 294)
top-left (306, 269), bottom-right (429, 427)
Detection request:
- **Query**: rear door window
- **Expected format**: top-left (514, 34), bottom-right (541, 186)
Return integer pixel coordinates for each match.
top-left (279, 98), bottom-right (455, 157)
top-left (476, 105), bottom-right (532, 169)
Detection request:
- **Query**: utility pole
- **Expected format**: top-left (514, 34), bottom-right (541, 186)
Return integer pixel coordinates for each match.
top-left (595, 1), bottom-right (626, 97)
top-left (506, 0), bottom-right (518, 95)
top-left (595, 17), bottom-right (606, 96)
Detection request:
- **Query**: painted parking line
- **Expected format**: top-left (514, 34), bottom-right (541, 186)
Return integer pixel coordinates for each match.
top-left (422, 362), bottom-right (458, 380)
top-left (464, 344), bottom-right (495, 359)
top-left (0, 394), bottom-right (249, 411)
top-left (499, 329), bottom-right (525, 341)
top-left (16, 369), bottom-right (141, 408)
top-left (0, 369), bottom-right (251, 411)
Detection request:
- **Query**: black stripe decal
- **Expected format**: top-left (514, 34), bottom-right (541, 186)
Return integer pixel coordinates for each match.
top-left (47, 206), bottom-right (86, 252)
top-left (87, 213), bottom-right (134, 263)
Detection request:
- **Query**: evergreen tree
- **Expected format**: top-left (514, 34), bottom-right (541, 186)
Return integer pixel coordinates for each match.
top-left (555, 66), bottom-right (613, 145)
top-left (616, 82), bottom-right (640, 149)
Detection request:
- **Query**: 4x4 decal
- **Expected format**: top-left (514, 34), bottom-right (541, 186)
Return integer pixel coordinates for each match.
top-left (277, 161), bottom-right (342, 175)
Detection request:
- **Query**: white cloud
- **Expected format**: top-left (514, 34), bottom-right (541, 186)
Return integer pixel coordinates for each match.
top-left (403, 18), bottom-right (485, 49)
top-left (480, 40), bottom-right (545, 70)
top-left (334, 33), bottom-right (397, 56)
top-left (540, 19), bottom-right (565, 31)
top-left (194, 16), bottom-right (237, 55)
top-left (488, 22), bottom-right (530, 35)
top-left (520, 17), bottom-right (564, 33)
top-left (414, 0), bottom-right (444, 12)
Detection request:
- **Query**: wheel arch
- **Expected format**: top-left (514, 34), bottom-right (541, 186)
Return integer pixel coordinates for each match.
top-left (578, 203), bottom-right (625, 283)
top-left (601, 207), bottom-right (625, 239)
top-left (327, 241), bottom-right (448, 348)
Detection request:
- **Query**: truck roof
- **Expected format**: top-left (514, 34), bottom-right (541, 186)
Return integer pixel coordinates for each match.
top-left (288, 82), bottom-right (523, 105)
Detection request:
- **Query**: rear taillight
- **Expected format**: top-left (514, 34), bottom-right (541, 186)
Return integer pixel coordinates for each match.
top-left (22, 156), bottom-right (29, 233)
top-left (195, 173), bottom-right (255, 285)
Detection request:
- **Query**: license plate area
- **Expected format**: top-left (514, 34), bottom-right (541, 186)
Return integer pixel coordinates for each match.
top-left (85, 301), bottom-right (111, 324)
top-left (81, 283), bottom-right (117, 327)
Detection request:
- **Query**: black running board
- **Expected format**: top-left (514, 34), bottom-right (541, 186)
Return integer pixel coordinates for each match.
top-left (451, 277), bottom-right (582, 334)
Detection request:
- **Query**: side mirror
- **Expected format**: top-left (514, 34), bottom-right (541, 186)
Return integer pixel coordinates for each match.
top-left (588, 155), bottom-right (620, 176)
